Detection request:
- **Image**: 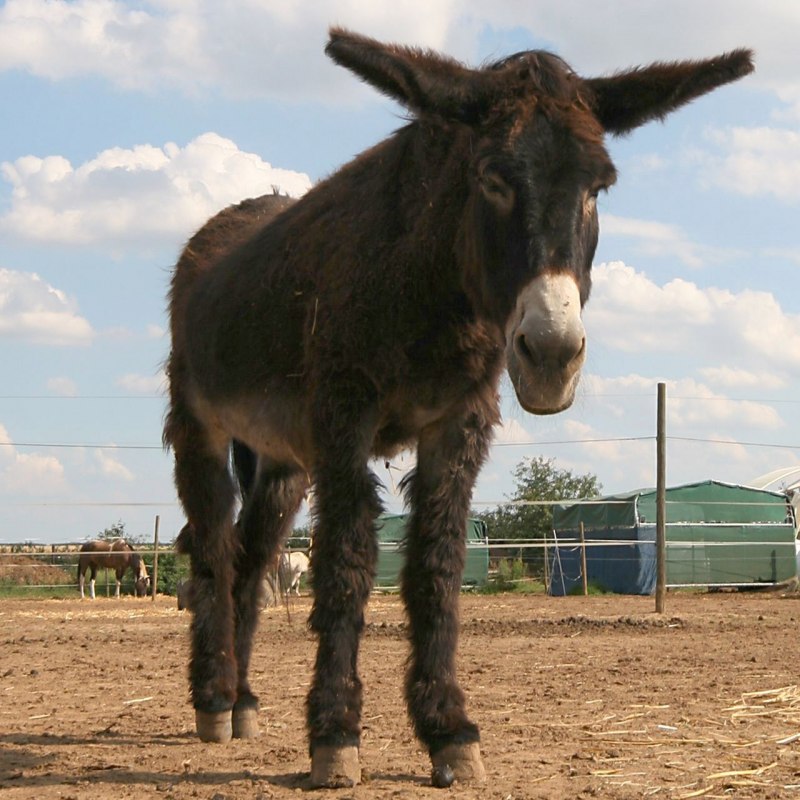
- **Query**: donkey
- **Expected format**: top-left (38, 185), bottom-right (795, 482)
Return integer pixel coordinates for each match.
top-left (164, 28), bottom-right (753, 787)
top-left (77, 539), bottom-right (150, 599)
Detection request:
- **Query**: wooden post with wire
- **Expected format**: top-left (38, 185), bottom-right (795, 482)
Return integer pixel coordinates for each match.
top-left (543, 530), bottom-right (550, 593)
top-left (655, 382), bottom-right (667, 613)
top-left (579, 521), bottom-right (588, 596)
top-left (151, 515), bottom-right (160, 602)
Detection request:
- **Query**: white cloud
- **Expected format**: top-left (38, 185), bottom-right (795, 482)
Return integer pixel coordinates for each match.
top-left (667, 378), bottom-right (784, 431)
top-left (0, 269), bottom-right (93, 345)
top-left (696, 366), bottom-right (785, 391)
top-left (494, 418), bottom-right (530, 445)
top-left (0, 423), bottom-right (66, 493)
top-left (46, 377), bottom-right (79, 397)
top-left (586, 261), bottom-right (800, 375)
top-left (0, 0), bottom-right (797, 154)
top-left (116, 371), bottom-right (165, 394)
top-left (601, 214), bottom-right (741, 269)
top-left (0, 0), bottom-right (458, 101)
top-left (700, 127), bottom-right (800, 202)
top-left (0, 133), bottom-right (312, 247)
top-left (560, 417), bottom-right (654, 489)
top-left (588, 374), bottom-right (784, 432)
top-left (3, 452), bottom-right (65, 493)
top-left (570, 373), bottom-right (790, 490)
top-left (95, 449), bottom-right (134, 482)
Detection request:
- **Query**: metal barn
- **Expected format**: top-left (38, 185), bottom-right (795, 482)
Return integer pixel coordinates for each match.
top-left (549, 480), bottom-right (797, 595)
top-left (374, 514), bottom-right (490, 589)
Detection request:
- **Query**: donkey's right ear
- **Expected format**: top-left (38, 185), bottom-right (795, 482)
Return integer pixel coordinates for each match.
top-left (325, 27), bottom-right (484, 121)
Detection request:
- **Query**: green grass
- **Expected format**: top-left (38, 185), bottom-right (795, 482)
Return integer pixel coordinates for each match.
top-left (479, 558), bottom-right (548, 595)
top-left (0, 583), bottom-right (78, 599)
top-left (567, 580), bottom-right (611, 596)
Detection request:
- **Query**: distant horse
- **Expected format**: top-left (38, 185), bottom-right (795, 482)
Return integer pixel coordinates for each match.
top-left (264, 550), bottom-right (311, 603)
top-left (164, 27), bottom-right (753, 787)
top-left (283, 551), bottom-right (310, 596)
top-left (177, 549), bottom-right (308, 611)
top-left (77, 539), bottom-right (150, 599)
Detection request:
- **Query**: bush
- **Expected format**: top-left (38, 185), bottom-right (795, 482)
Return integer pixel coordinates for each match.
top-left (149, 549), bottom-right (190, 596)
top-left (481, 558), bottom-right (528, 593)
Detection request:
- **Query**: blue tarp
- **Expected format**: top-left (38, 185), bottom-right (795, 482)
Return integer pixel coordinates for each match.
top-left (549, 481), bottom-right (797, 595)
top-left (549, 525), bottom-right (657, 595)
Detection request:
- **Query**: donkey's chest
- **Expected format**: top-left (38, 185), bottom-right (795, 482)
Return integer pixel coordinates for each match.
top-left (372, 369), bottom-right (500, 458)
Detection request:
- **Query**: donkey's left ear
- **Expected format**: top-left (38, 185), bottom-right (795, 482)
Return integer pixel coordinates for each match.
top-left (586, 49), bottom-right (754, 135)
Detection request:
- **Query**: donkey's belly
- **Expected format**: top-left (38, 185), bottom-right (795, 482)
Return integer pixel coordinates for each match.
top-left (193, 390), bottom-right (313, 471)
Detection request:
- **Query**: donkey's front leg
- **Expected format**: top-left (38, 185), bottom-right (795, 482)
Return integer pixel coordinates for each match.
top-left (306, 403), bottom-right (381, 787)
top-left (401, 401), bottom-right (497, 786)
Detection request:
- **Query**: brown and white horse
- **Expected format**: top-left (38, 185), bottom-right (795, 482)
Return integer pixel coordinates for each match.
top-left (77, 539), bottom-right (150, 599)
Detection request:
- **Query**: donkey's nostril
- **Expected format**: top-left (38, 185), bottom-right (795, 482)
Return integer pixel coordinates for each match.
top-left (515, 333), bottom-right (534, 364)
top-left (562, 336), bottom-right (586, 368)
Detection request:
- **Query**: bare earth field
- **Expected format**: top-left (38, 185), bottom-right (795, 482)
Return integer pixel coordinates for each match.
top-left (1, 591), bottom-right (799, 799)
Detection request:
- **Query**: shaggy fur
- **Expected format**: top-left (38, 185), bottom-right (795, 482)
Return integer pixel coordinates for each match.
top-left (164, 28), bottom-right (753, 785)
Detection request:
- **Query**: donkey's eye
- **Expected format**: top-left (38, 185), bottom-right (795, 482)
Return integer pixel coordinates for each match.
top-left (478, 167), bottom-right (515, 214)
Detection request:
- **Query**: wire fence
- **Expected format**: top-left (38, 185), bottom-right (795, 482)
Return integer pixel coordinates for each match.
top-left (2, 509), bottom-right (797, 598)
top-left (2, 388), bottom-right (799, 606)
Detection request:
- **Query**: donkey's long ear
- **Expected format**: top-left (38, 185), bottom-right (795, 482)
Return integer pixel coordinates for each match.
top-left (326, 27), bottom-right (487, 120)
top-left (586, 49), bottom-right (754, 135)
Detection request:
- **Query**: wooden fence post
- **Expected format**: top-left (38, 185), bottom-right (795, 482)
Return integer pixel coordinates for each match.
top-left (151, 515), bottom-right (160, 602)
top-left (580, 521), bottom-right (588, 596)
top-left (543, 531), bottom-right (549, 593)
top-left (656, 382), bottom-right (667, 614)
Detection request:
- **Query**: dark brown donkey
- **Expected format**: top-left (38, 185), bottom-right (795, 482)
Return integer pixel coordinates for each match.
top-left (164, 28), bottom-right (753, 787)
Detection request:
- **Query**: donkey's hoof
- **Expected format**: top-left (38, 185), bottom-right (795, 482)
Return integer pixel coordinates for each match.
top-left (195, 709), bottom-right (232, 743)
top-left (310, 745), bottom-right (361, 788)
top-left (431, 742), bottom-right (486, 785)
top-left (232, 706), bottom-right (259, 739)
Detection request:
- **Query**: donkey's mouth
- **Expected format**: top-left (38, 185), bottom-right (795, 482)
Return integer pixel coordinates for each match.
top-left (507, 365), bottom-right (582, 415)
top-left (503, 271), bottom-right (586, 416)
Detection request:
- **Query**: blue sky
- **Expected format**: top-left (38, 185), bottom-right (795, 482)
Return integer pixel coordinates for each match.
top-left (1, 0), bottom-right (798, 543)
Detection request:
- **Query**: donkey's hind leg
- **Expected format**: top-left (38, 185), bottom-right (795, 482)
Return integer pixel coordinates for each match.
top-left (230, 455), bottom-right (308, 739)
top-left (169, 408), bottom-right (239, 744)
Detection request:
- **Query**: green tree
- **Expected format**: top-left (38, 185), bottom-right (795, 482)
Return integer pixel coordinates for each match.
top-left (475, 456), bottom-right (601, 577)
top-left (98, 520), bottom-right (129, 541)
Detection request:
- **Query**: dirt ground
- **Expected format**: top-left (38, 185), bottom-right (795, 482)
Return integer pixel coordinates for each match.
top-left (1, 591), bottom-right (799, 800)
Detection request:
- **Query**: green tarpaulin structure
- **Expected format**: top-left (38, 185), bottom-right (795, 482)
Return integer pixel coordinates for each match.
top-left (374, 514), bottom-right (489, 589)
top-left (550, 480), bottom-right (797, 595)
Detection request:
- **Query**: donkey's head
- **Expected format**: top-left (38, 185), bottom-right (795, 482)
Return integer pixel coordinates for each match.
top-left (326, 30), bottom-right (753, 414)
